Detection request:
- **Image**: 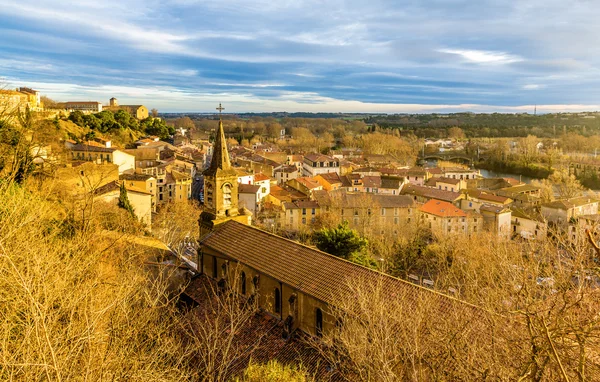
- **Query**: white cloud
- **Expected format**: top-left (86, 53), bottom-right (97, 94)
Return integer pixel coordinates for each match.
top-left (439, 48), bottom-right (523, 65)
top-left (522, 84), bottom-right (543, 90)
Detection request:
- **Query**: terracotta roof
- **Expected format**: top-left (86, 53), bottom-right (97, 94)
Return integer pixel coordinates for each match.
top-left (433, 176), bottom-right (461, 185)
top-left (71, 143), bottom-right (115, 153)
top-left (304, 153), bottom-right (337, 163)
top-left (94, 180), bottom-right (152, 196)
top-left (239, 184), bottom-right (260, 194)
top-left (420, 199), bottom-right (467, 217)
top-left (200, 221), bottom-right (479, 314)
top-left (479, 204), bottom-right (510, 214)
top-left (275, 165), bottom-right (297, 174)
top-left (466, 189), bottom-right (511, 204)
top-left (294, 177), bottom-right (322, 190)
top-left (283, 200), bottom-right (320, 210)
top-left (254, 173), bottom-right (271, 182)
top-left (362, 175), bottom-right (381, 188)
top-left (401, 184), bottom-right (463, 203)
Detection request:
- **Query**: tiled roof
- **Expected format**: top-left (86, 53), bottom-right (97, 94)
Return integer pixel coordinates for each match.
top-left (466, 189), bottom-right (511, 204)
top-left (283, 200), bottom-right (320, 210)
top-left (420, 199), bottom-right (467, 217)
top-left (402, 184), bottom-right (463, 203)
top-left (200, 221), bottom-right (480, 315)
top-left (361, 175), bottom-right (381, 188)
top-left (342, 192), bottom-right (414, 208)
top-left (120, 173), bottom-right (155, 181)
top-left (543, 197), bottom-right (599, 210)
top-left (239, 184), bottom-right (260, 194)
top-left (380, 175), bottom-right (404, 189)
top-left (254, 173), bottom-right (271, 182)
top-left (71, 144), bottom-right (115, 153)
top-left (433, 176), bottom-right (461, 185)
top-left (479, 204), bottom-right (510, 214)
top-left (275, 165), bottom-right (297, 173)
top-left (500, 184), bottom-right (541, 194)
top-left (304, 153), bottom-right (337, 162)
top-left (294, 177), bottom-right (321, 190)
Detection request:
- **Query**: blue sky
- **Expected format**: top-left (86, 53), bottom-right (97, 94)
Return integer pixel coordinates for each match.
top-left (1, 0), bottom-right (600, 113)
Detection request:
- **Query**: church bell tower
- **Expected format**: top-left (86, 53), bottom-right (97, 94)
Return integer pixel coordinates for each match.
top-left (199, 103), bottom-right (251, 238)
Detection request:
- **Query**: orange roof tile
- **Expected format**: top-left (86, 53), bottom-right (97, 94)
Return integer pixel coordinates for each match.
top-left (420, 199), bottom-right (467, 217)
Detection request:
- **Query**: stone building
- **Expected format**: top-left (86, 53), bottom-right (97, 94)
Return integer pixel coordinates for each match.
top-left (199, 110), bottom-right (251, 238)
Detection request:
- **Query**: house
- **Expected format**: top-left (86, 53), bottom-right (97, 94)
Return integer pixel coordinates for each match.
top-left (236, 168), bottom-right (255, 185)
top-left (419, 199), bottom-right (482, 236)
top-left (401, 184), bottom-right (464, 206)
top-left (70, 144), bottom-right (135, 175)
top-left (541, 197), bottom-right (599, 228)
top-left (461, 189), bottom-right (513, 211)
top-left (440, 167), bottom-right (480, 180)
top-left (286, 177), bottom-right (323, 198)
top-left (281, 200), bottom-right (321, 231)
top-left (511, 208), bottom-right (547, 240)
top-left (479, 204), bottom-right (512, 238)
top-left (238, 184), bottom-right (261, 216)
top-left (379, 175), bottom-right (407, 195)
top-left (302, 154), bottom-right (340, 177)
top-left (120, 173), bottom-right (157, 211)
top-left (94, 180), bottom-right (153, 227)
top-left (425, 176), bottom-right (466, 192)
top-left (337, 193), bottom-right (415, 234)
top-left (314, 172), bottom-right (348, 191)
top-left (274, 165), bottom-right (299, 185)
top-left (253, 173), bottom-right (272, 201)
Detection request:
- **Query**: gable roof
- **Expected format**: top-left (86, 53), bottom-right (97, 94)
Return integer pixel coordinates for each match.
top-left (200, 220), bottom-right (479, 315)
top-left (420, 199), bottom-right (467, 217)
top-left (401, 184), bottom-right (463, 203)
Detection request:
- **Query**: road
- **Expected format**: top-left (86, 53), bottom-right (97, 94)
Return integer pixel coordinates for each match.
top-left (192, 175), bottom-right (204, 202)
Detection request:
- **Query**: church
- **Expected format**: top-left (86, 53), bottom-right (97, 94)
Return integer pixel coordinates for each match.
top-left (195, 105), bottom-right (482, 339)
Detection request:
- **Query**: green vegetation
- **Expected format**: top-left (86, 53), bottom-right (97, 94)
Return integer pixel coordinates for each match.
top-left (118, 181), bottom-right (136, 218)
top-left (68, 109), bottom-right (174, 139)
top-left (313, 221), bottom-right (369, 264)
top-left (367, 112), bottom-right (600, 138)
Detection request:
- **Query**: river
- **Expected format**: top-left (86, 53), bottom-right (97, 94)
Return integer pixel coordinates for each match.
top-left (477, 169), bottom-right (537, 184)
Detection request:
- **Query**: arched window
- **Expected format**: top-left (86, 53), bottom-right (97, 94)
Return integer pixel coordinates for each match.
top-left (223, 183), bottom-right (232, 208)
top-left (274, 288), bottom-right (281, 314)
top-left (212, 256), bottom-right (218, 278)
top-left (315, 308), bottom-right (323, 337)
top-left (240, 272), bottom-right (246, 295)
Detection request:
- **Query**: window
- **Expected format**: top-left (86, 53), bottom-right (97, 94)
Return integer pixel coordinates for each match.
top-left (311, 208), bottom-right (316, 215)
top-left (212, 256), bottom-right (218, 278)
top-left (315, 308), bottom-right (323, 337)
top-left (302, 208), bottom-right (306, 215)
top-left (302, 218), bottom-right (306, 224)
top-left (262, 187), bottom-right (266, 193)
top-left (381, 208), bottom-right (386, 216)
top-left (469, 202), bottom-right (472, 207)
top-left (394, 217), bottom-right (399, 225)
top-left (223, 183), bottom-right (232, 208)
top-left (241, 272), bottom-right (246, 295)
top-left (274, 288), bottom-right (281, 314)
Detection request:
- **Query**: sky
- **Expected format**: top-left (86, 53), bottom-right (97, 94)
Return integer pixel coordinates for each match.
top-left (1, 0), bottom-right (600, 113)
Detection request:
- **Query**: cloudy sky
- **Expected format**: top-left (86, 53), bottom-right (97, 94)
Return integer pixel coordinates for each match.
top-left (1, 0), bottom-right (599, 113)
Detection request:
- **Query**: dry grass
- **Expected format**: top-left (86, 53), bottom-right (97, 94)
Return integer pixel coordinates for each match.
top-left (0, 181), bottom-right (193, 381)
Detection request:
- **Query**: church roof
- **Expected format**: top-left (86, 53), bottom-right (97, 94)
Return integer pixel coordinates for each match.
top-left (200, 220), bottom-right (480, 315)
top-left (203, 120), bottom-right (236, 177)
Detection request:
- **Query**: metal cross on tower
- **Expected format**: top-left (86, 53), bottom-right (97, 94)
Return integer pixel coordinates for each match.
top-left (216, 103), bottom-right (224, 120)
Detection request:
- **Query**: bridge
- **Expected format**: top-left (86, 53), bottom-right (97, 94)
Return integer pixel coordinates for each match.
top-left (418, 150), bottom-right (480, 165)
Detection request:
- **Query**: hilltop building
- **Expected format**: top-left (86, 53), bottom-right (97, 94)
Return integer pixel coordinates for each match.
top-left (104, 97), bottom-right (149, 119)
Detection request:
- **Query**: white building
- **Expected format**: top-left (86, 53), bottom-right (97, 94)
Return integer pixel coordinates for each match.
top-left (302, 153), bottom-right (340, 177)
